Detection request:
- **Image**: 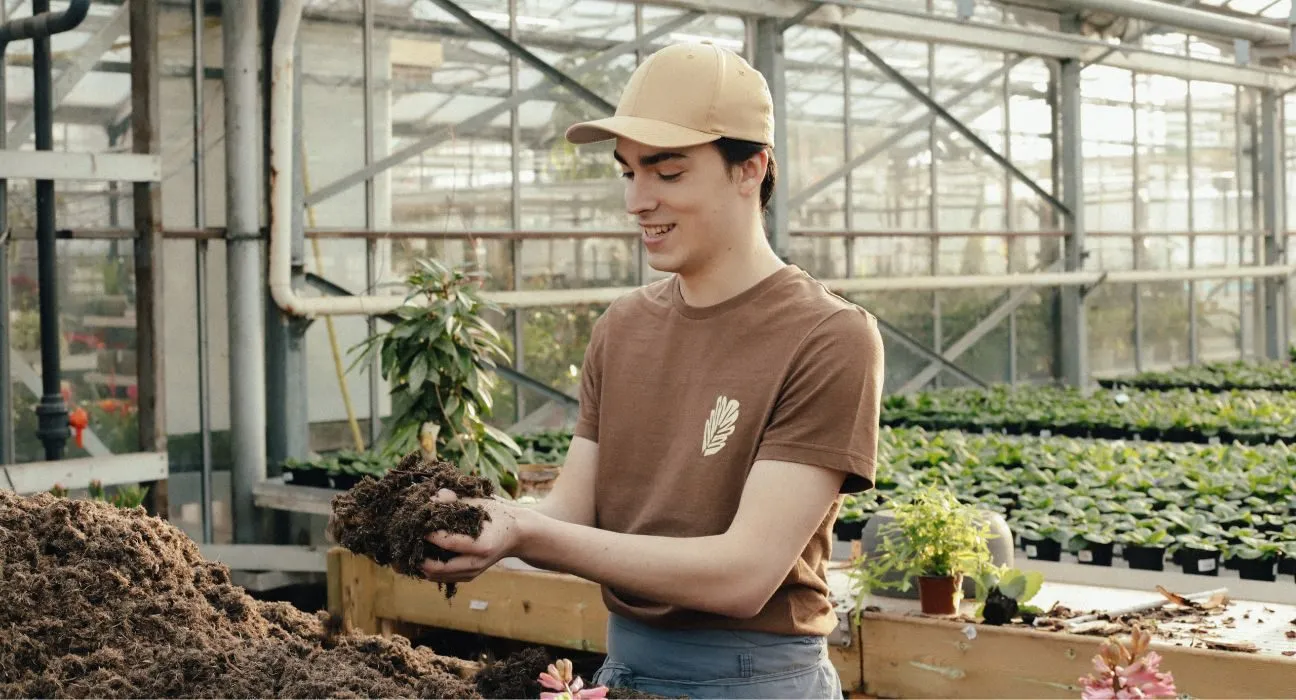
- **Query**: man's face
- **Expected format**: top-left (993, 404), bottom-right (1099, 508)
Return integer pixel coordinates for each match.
top-left (615, 138), bottom-right (748, 275)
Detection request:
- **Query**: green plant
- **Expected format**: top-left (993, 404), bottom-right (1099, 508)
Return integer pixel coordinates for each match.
top-left (849, 484), bottom-right (994, 610)
top-left (351, 259), bottom-right (521, 491)
top-left (972, 565), bottom-right (1045, 625)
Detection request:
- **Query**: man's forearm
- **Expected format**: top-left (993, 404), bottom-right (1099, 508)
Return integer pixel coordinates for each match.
top-left (513, 509), bottom-right (764, 618)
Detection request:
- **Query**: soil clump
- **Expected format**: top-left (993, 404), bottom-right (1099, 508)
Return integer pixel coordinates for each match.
top-left (0, 489), bottom-right (479, 699)
top-left (327, 452), bottom-right (494, 598)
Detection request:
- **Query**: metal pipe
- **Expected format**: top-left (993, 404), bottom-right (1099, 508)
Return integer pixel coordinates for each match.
top-left (1049, 0), bottom-right (1288, 46)
top-left (0, 0), bottom-right (12, 466)
top-left (225, 0), bottom-right (268, 544)
top-left (12, 0), bottom-right (92, 461)
top-left (193, 0), bottom-right (213, 545)
top-left (362, 0), bottom-right (379, 445)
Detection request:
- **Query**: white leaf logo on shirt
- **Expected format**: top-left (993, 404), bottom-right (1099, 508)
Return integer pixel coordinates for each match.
top-left (702, 395), bottom-right (740, 457)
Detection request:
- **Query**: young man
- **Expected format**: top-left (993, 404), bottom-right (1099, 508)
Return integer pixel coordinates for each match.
top-left (420, 42), bottom-right (884, 699)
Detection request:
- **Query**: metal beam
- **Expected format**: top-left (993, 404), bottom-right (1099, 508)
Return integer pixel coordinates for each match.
top-left (5, 0), bottom-right (130, 147)
top-left (1051, 0), bottom-right (1289, 45)
top-left (790, 58), bottom-right (1021, 209)
top-left (755, 17), bottom-right (790, 257)
top-left (303, 10), bottom-right (701, 208)
top-left (427, 0), bottom-right (614, 114)
top-left (1058, 54), bottom-right (1087, 387)
top-left (1260, 89), bottom-right (1286, 359)
top-left (0, 151), bottom-right (161, 181)
top-left (648, 0), bottom-right (1296, 90)
top-left (897, 259), bottom-right (1065, 393)
top-left (846, 32), bottom-right (1070, 217)
top-left (874, 316), bottom-right (988, 389)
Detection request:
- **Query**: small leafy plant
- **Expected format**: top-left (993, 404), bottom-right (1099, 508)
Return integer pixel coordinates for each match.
top-left (538, 658), bottom-right (607, 700)
top-left (972, 565), bottom-right (1044, 625)
top-left (49, 480), bottom-right (149, 509)
top-left (1078, 626), bottom-right (1177, 699)
top-left (351, 259), bottom-right (522, 491)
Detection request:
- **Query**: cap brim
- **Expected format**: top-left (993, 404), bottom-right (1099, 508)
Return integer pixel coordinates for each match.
top-left (564, 115), bottom-right (721, 149)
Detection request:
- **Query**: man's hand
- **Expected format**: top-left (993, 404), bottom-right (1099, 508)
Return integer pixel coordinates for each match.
top-left (419, 489), bottom-right (527, 583)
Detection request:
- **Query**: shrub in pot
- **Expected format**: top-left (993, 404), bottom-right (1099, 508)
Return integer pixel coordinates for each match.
top-left (1169, 535), bottom-right (1222, 577)
top-left (1226, 539), bottom-right (1281, 582)
top-left (849, 485), bottom-right (995, 617)
top-left (1119, 526), bottom-right (1175, 571)
top-left (1069, 522), bottom-right (1116, 567)
top-left (1013, 513), bottom-right (1065, 562)
top-left (1277, 541), bottom-right (1296, 577)
top-left (971, 565), bottom-right (1045, 626)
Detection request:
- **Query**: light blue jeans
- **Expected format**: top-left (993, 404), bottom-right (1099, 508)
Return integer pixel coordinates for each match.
top-left (591, 614), bottom-right (843, 699)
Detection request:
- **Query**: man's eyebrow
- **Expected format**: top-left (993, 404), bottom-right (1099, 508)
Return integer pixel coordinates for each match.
top-left (613, 150), bottom-right (688, 167)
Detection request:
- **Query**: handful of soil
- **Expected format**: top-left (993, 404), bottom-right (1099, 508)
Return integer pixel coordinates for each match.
top-left (0, 489), bottom-right (480, 699)
top-left (327, 451), bottom-right (495, 596)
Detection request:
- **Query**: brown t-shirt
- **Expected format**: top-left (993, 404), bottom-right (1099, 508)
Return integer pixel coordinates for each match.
top-left (572, 264), bottom-right (884, 637)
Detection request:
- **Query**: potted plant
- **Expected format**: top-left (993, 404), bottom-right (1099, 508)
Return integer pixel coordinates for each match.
top-left (350, 259), bottom-right (522, 492)
top-left (1225, 538), bottom-right (1281, 581)
top-left (1015, 513), bottom-right (1065, 562)
top-left (833, 496), bottom-right (867, 542)
top-left (1169, 534), bottom-right (1222, 577)
top-left (972, 565), bottom-right (1045, 626)
top-left (1276, 540), bottom-right (1296, 577)
top-left (1119, 525), bottom-right (1175, 571)
top-left (852, 484), bottom-right (994, 616)
top-left (1069, 521), bottom-right (1116, 567)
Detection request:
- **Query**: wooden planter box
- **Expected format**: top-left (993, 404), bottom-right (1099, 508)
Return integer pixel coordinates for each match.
top-left (326, 548), bottom-right (1296, 698)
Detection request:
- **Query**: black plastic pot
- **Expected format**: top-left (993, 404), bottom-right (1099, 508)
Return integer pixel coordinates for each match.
top-left (833, 520), bottom-right (866, 542)
top-left (1177, 547), bottom-right (1220, 576)
top-left (285, 467), bottom-right (331, 488)
top-left (1123, 545), bottom-right (1166, 571)
top-left (1236, 556), bottom-right (1277, 582)
top-left (1077, 541), bottom-right (1114, 567)
top-left (1278, 556), bottom-right (1296, 577)
top-left (1021, 537), bottom-right (1062, 561)
top-left (331, 473), bottom-right (363, 490)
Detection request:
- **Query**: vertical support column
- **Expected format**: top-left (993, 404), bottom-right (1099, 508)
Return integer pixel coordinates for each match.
top-left (842, 27), bottom-right (855, 279)
top-left (1003, 56), bottom-right (1016, 385)
top-left (927, 40), bottom-right (941, 386)
top-left (1058, 55), bottom-right (1087, 387)
top-left (132, 0), bottom-right (168, 516)
top-left (227, 0), bottom-right (267, 543)
top-left (509, 0), bottom-right (524, 424)
top-left (753, 18), bottom-right (788, 259)
top-left (0, 0), bottom-right (13, 466)
top-left (1132, 72), bottom-right (1144, 373)
top-left (192, 0), bottom-right (213, 543)
top-left (363, 0), bottom-right (380, 444)
top-left (1260, 89), bottom-right (1286, 360)
top-left (1186, 66), bottom-right (1198, 365)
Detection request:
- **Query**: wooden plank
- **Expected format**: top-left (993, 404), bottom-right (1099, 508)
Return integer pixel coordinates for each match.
top-left (198, 543), bottom-right (329, 572)
top-left (252, 478), bottom-right (337, 516)
top-left (336, 547), bottom-right (380, 635)
top-left (130, 0), bottom-right (168, 520)
top-left (3, 451), bottom-right (168, 494)
top-left (859, 611), bottom-right (1296, 699)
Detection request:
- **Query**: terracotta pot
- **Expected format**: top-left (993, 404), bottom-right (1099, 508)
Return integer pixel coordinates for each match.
top-left (917, 574), bottom-right (963, 615)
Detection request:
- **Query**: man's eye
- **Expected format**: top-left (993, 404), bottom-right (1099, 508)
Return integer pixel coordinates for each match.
top-left (620, 171), bottom-right (634, 180)
top-left (659, 172), bottom-right (682, 181)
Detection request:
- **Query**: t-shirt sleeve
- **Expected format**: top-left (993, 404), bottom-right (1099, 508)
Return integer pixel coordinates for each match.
top-left (573, 314), bottom-right (607, 443)
top-left (754, 307), bottom-right (884, 492)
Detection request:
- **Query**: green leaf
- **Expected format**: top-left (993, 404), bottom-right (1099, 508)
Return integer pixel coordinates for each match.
top-left (408, 355), bottom-right (429, 393)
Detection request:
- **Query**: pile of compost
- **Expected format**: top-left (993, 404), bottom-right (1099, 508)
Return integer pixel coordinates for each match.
top-left (327, 451), bottom-right (495, 597)
top-left (0, 488), bottom-right (479, 699)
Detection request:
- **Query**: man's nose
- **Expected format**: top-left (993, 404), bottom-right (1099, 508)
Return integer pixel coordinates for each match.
top-left (625, 179), bottom-right (657, 216)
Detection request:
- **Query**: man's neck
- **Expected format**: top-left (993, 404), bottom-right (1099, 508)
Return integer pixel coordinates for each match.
top-left (676, 233), bottom-right (787, 309)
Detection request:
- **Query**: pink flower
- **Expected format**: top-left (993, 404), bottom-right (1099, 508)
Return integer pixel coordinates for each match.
top-left (1078, 627), bottom-right (1177, 700)
top-left (537, 658), bottom-right (608, 700)
top-left (539, 673), bottom-right (565, 691)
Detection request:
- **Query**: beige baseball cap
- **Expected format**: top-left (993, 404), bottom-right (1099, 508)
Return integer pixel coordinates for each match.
top-left (564, 42), bottom-right (774, 149)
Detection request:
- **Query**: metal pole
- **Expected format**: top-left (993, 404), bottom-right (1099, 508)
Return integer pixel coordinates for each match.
top-left (363, 0), bottom-right (379, 445)
top-left (1059, 49), bottom-right (1088, 387)
top-left (0, 0), bottom-right (12, 466)
top-left (842, 26), bottom-right (855, 279)
top-left (1132, 71), bottom-right (1144, 372)
top-left (32, 0), bottom-right (69, 460)
top-left (1003, 55), bottom-right (1016, 384)
top-left (193, 0), bottom-right (213, 544)
top-left (1260, 89), bottom-right (1285, 359)
top-left (928, 36), bottom-right (941, 387)
top-left (1185, 48), bottom-right (1198, 366)
top-left (508, 0), bottom-right (525, 425)
top-left (225, 0), bottom-right (268, 544)
top-left (754, 17), bottom-right (789, 259)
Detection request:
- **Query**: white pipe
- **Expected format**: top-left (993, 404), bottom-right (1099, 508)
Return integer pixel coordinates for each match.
top-left (1051, 0), bottom-right (1289, 46)
top-left (268, 0), bottom-right (1294, 317)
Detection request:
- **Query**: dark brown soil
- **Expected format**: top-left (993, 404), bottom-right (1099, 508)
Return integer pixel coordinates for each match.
top-left (327, 451), bottom-right (495, 598)
top-left (474, 647), bottom-right (550, 699)
top-left (0, 489), bottom-right (480, 699)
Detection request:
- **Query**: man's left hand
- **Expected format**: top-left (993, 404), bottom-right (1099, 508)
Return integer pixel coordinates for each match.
top-left (420, 489), bottom-right (526, 583)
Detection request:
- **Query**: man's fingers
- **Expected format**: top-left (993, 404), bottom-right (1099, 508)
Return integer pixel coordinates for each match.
top-left (421, 556), bottom-right (485, 580)
top-left (435, 488), bottom-right (458, 503)
top-left (425, 530), bottom-right (480, 553)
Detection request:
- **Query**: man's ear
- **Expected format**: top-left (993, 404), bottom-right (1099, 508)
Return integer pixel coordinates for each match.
top-left (737, 151), bottom-right (768, 197)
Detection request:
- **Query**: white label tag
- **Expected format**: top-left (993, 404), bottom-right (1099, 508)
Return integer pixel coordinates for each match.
top-left (1079, 550), bottom-right (1093, 562)
top-left (1040, 429), bottom-right (1052, 438)
top-left (469, 599), bottom-right (488, 611)
top-left (1026, 545), bottom-right (1038, 557)
top-left (1198, 558), bottom-right (1217, 572)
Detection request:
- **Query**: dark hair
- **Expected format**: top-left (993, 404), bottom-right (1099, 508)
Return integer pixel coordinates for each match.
top-left (714, 137), bottom-right (776, 210)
